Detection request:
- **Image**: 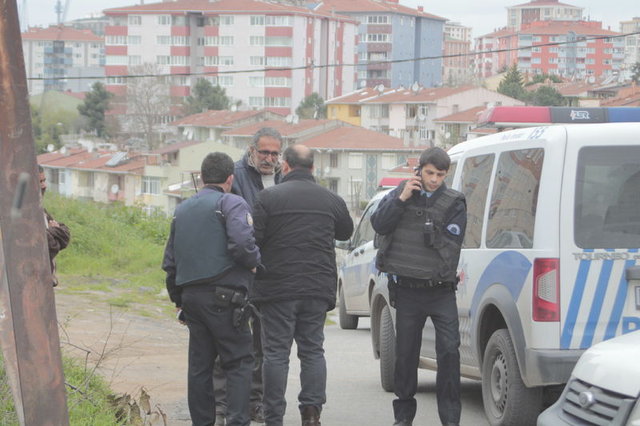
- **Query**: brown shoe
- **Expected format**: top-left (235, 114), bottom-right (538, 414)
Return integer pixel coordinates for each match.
top-left (300, 405), bottom-right (321, 426)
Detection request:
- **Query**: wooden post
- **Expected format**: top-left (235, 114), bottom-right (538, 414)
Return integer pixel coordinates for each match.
top-left (0, 1), bottom-right (70, 424)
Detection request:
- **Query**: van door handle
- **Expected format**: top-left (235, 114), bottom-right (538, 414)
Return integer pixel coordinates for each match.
top-left (358, 248), bottom-right (365, 255)
top-left (353, 251), bottom-right (359, 257)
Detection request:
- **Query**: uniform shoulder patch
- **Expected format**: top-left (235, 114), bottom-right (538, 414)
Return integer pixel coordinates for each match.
top-left (447, 223), bottom-right (461, 236)
top-left (246, 212), bottom-right (253, 226)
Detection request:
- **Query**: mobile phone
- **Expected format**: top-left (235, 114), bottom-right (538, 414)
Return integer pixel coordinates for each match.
top-left (176, 309), bottom-right (186, 322)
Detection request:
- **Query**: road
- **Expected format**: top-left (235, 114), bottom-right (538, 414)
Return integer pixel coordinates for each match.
top-left (55, 293), bottom-right (488, 425)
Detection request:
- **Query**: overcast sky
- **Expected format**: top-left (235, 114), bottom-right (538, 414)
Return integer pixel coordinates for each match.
top-left (24, 0), bottom-right (638, 38)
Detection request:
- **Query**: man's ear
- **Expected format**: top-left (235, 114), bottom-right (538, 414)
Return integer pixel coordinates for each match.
top-left (226, 174), bottom-right (234, 187)
top-left (281, 161), bottom-right (291, 175)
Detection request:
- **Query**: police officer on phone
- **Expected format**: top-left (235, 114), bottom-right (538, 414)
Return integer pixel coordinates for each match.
top-left (371, 147), bottom-right (466, 426)
top-left (162, 152), bottom-right (260, 426)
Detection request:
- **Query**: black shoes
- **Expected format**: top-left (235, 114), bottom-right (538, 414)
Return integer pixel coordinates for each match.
top-left (250, 404), bottom-right (265, 423)
top-left (301, 405), bottom-right (321, 426)
top-left (393, 421), bottom-right (412, 426)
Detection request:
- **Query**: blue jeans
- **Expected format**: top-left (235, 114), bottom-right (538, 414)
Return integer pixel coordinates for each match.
top-left (260, 299), bottom-right (329, 426)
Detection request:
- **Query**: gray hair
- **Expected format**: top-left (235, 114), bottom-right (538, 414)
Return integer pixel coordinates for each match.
top-left (251, 127), bottom-right (283, 148)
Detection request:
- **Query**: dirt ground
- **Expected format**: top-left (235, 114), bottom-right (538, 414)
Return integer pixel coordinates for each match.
top-left (55, 291), bottom-right (192, 424)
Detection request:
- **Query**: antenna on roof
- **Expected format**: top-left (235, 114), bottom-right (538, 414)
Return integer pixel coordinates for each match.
top-left (410, 81), bottom-right (420, 94)
top-left (375, 84), bottom-right (385, 94)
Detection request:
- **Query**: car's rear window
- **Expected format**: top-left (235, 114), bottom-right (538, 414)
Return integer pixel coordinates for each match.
top-left (575, 146), bottom-right (640, 249)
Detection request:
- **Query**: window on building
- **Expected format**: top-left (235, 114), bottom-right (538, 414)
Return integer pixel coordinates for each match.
top-left (106, 55), bottom-right (128, 65)
top-left (207, 16), bottom-right (220, 26)
top-left (348, 153), bottom-right (363, 169)
top-left (330, 153), bottom-right (339, 168)
top-left (381, 153), bottom-right (397, 170)
top-left (172, 16), bottom-right (187, 26)
top-left (367, 15), bottom-right (389, 24)
top-left (128, 15), bottom-right (141, 25)
top-left (129, 55), bottom-right (142, 65)
top-left (221, 16), bottom-right (234, 25)
top-left (328, 179), bottom-right (339, 193)
top-left (218, 76), bottom-right (234, 86)
top-left (265, 97), bottom-right (291, 107)
top-left (251, 16), bottom-right (265, 25)
top-left (249, 76), bottom-right (264, 87)
top-left (266, 56), bottom-right (292, 67)
top-left (250, 56), bottom-right (265, 65)
top-left (265, 36), bottom-right (292, 46)
top-left (158, 15), bottom-right (171, 25)
top-left (249, 97), bottom-right (264, 107)
top-left (142, 177), bottom-right (161, 195)
top-left (250, 36), bottom-right (265, 46)
top-left (127, 35), bottom-right (141, 45)
top-left (106, 35), bottom-right (127, 45)
top-left (366, 33), bottom-right (391, 43)
top-left (266, 15), bottom-right (292, 26)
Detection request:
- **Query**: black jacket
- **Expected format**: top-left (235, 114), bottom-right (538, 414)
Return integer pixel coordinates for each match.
top-left (251, 169), bottom-right (354, 309)
top-left (231, 154), bottom-right (282, 211)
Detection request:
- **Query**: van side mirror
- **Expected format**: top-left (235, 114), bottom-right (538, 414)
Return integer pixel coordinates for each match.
top-left (335, 240), bottom-right (351, 250)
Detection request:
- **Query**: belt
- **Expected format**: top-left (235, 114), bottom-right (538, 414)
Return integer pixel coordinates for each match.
top-left (398, 278), bottom-right (455, 289)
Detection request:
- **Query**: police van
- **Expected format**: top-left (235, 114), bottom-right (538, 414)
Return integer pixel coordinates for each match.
top-left (367, 121), bottom-right (640, 426)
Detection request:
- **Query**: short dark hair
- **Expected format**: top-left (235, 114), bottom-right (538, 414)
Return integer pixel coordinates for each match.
top-left (251, 127), bottom-right (283, 148)
top-left (418, 147), bottom-right (450, 171)
top-left (283, 145), bottom-right (313, 170)
top-left (38, 165), bottom-right (44, 173)
top-left (200, 152), bottom-right (234, 184)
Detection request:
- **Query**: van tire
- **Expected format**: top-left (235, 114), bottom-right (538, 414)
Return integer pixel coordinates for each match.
top-left (379, 304), bottom-right (396, 392)
top-left (482, 329), bottom-right (542, 426)
top-left (338, 285), bottom-right (358, 330)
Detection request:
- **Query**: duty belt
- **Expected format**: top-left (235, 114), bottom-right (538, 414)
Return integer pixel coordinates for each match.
top-left (398, 278), bottom-right (455, 289)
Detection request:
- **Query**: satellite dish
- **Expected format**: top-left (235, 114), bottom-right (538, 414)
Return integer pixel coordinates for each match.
top-left (286, 114), bottom-right (294, 123)
top-left (376, 84), bottom-right (385, 94)
top-left (417, 113), bottom-right (426, 121)
top-left (324, 166), bottom-right (330, 175)
top-left (110, 184), bottom-right (119, 194)
top-left (588, 76), bottom-right (596, 84)
top-left (60, 146), bottom-right (67, 155)
top-left (445, 132), bottom-right (451, 139)
top-left (230, 104), bottom-right (237, 112)
top-left (292, 115), bottom-right (299, 124)
top-left (46, 144), bottom-right (55, 152)
top-left (410, 82), bottom-right (420, 93)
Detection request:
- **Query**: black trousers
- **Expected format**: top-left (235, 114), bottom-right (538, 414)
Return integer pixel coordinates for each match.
top-left (182, 286), bottom-right (254, 426)
top-left (393, 281), bottom-right (461, 425)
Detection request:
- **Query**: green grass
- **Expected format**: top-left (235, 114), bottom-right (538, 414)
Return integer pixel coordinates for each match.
top-left (0, 353), bottom-right (122, 425)
top-left (45, 194), bottom-right (172, 316)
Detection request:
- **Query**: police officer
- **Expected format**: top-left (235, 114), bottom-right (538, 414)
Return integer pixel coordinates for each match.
top-left (162, 152), bottom-right (260, 426)
top-left (371, 147), bottom-right (467, 426)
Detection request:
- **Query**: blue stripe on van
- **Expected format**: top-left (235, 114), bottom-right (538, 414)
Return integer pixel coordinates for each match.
top-left (604, 249), bottom-right (639, 340)
top-left (561, 249), bottom-right (593, 349)
top-left (580, 252), bottom-right (615, 349)
top-left (470, 251), bottom-right (531, 317)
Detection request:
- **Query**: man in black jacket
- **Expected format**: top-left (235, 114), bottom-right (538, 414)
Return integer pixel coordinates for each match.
top-left (162, 152), bottom-right (261, 426)
top-left (252, 144), bottom-right (353, 426)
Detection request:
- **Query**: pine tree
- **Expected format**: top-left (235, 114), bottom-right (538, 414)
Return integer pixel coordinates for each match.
top-left (184, 79), bottom-right (230, 115)
top-left (77, 82), bottom-right (113, 137)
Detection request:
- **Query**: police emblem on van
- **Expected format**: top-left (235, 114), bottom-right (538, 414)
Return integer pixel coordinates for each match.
top-left (570, 110), bottom-right (590, 120)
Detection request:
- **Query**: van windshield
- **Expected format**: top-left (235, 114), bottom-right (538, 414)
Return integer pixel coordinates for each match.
top-left (574, 146), bottom-right (640, 249)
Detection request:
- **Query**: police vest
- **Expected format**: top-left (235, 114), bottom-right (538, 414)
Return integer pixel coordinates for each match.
top-left (174, 189), bottom-right (234, 286)
top-left (376, 188), bottom-right (463, 282)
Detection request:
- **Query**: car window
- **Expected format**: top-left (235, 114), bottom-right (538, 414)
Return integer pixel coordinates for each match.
top-left (460, 154), bottom-right (494, 248)
top-left (352, 199), bottom-right (380, 248)
top-left (486, 148), bottom-right (544, 249)
top-left (575, 146), bottom-right (640, 248)
top-left (444, 161), bottom-right (457, 188)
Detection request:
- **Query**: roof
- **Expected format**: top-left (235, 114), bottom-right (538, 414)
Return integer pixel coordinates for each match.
top-left (169, 110), bottom-right (268, 128)
top-left (104, 0), bottom-right (354, 21)
top-left (510, 0), bottom-right (582, 8)
top-left (222, 119), bottom-right (335, 137)
top-left (520, 20), bottom-right (620, 36)
top-left (361, 85), bottom-right (476, 104)
top-left (600, 86), bottom-right (640, 107)
top-left (478, 27), bottom-right (516, 39)
top-left (38, 149), bottom-right (145, 174)
top-left (326, 87), bottom-right (396, 104)
top-left (315, 0), bottom-right (446, 21)
top-left (435, 106), bottom-right (485, 123)
top-left (22, 25), bottom-right (102, 42)
top-left (297, 126), bottom-right (421, 151)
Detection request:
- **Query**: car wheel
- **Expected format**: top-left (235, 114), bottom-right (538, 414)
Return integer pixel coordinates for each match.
top-left (379, 304), bottom-right (395, 392)
top-left (482, 329), bottom-right (542, 426)
top-left (338, 285), bottom-right (359, 330)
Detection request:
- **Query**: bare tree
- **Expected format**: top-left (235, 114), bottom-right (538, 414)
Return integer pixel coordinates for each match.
top-left (126, 63), bottom-right (171, 150)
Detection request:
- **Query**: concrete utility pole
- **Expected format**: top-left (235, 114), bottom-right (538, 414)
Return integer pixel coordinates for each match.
top-left (0, 1), bottom-right (70, 424)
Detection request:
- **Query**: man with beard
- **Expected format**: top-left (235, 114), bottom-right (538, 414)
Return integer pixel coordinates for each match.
top-left (38, 165), bottom-right (71, 287)
top-left (213, 127), bottom-right (283, 424)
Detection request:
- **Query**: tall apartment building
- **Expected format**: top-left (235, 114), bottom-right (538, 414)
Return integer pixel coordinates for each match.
top-left (102, 0), bottom-right (357, 116)
top-left (443, 21), bottom-right (473, 85)
top-left (620, 17), bottom-right (640, 77)
top-left (21, 25), bottom-right (105, 95)
top-left (314, 0), bottom-right (445, 89)
top-left (507, 0), bottom-right (583, 30)
top-left (475, 20), bottom-right (623, 78)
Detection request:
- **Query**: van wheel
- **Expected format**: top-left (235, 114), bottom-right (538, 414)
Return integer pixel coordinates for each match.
top-left (379, 304), bottom-right (395, 392)
top-left (482, 329), bottom-right (542, 426)
top-left (338, 285), bottom-right (358, 330)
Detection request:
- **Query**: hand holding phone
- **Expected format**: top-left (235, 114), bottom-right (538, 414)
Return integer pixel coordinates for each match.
top-left (399, 173), bottom-right (423, 202)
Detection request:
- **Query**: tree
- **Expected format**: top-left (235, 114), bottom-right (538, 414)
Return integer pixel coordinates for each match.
top-left (528, 86), bottom-right (566, 106)
top-left (184, 78), bottom-right (230, 115)
top-left (296, 93), bottom-right (326, 119)
top-left (632, 62), bottom-right (640, 84)
top-left (497, 64), bottom-right (527, 101)
top-left (126, 63), bottom-right (171, 149)
top-left (525, 73), bottom-right (563, 86)
top-left (31, 104), bottom-right (81, 153)
top-left (78, 82), bottom-right (113, 137)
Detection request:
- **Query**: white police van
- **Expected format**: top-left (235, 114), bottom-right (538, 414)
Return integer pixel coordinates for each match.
top-left (367, 122), bottom-right (640, 426)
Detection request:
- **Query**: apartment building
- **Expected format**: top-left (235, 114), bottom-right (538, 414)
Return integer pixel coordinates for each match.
top-left (443, 22), bottom-right (473, 85)
top-left (506, 0), bottom-right (583, 30)
top-left (21, 25), bottom-right (105, 95)
top-left (314, 0), bottom-right (446, 89)
top-left (102, 0), bottom-right (357, 117)
top-left (620, 17), bottom-right (640, 78)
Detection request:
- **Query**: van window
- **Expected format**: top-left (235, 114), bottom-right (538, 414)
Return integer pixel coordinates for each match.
top-left (460, 154), bottom-right (494, 248)
top-left (575, 146), bottom-right (640, 249)
top-left (352, 200), bottom-right (379, 248)
top-left (486, 149), bottom-right (544, 248)
top-left (444, 162), bottom-right (457, 188)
